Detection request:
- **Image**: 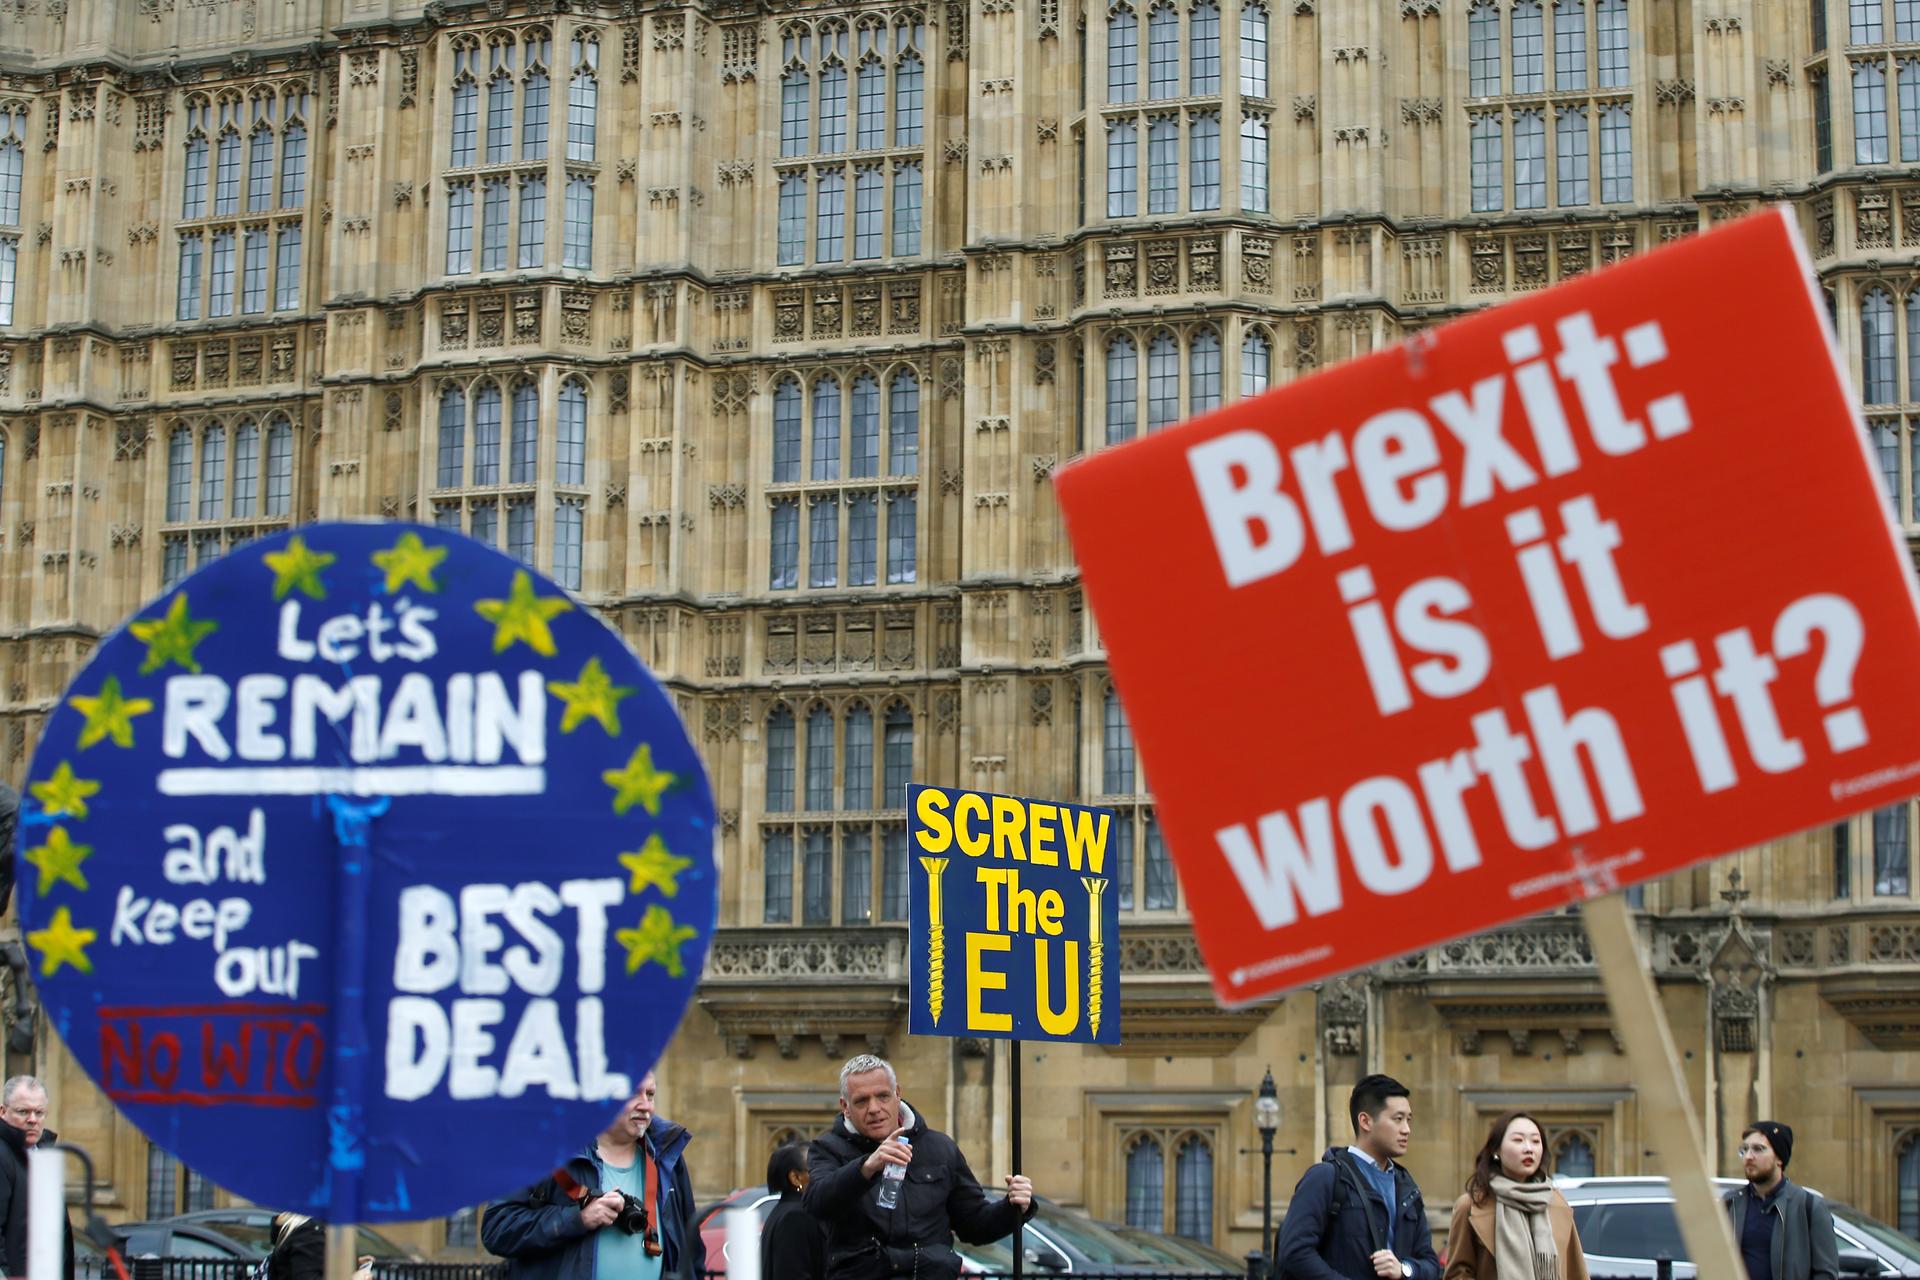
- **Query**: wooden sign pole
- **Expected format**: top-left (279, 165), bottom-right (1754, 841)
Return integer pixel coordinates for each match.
top-left (1580, 893), bottom-right (1744, 1280)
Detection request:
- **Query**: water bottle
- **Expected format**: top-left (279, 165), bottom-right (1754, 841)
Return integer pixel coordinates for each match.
top-left (876, 1136), bottom-right (911, 1209)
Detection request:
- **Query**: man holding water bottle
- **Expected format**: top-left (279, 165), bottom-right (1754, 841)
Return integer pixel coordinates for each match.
top-left (805, 1054), bottom-right (1034, 1280)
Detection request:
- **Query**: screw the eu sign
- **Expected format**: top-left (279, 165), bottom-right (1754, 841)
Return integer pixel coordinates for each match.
top-left (909, 785), bottom-right (1120, 1045)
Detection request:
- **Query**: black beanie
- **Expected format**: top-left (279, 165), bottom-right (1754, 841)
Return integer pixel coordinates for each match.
top-left (1745, 1121), bottom-right (1793, 1168)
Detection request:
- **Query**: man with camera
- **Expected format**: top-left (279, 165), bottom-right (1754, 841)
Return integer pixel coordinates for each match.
top-left (483, 1072), bottom-right (705, 1280)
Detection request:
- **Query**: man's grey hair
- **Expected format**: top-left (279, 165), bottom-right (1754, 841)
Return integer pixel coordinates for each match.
top-left (838, 1054), bottom-right (898, 1099)
top-left (2, 1076), bottom-right (45, 1107)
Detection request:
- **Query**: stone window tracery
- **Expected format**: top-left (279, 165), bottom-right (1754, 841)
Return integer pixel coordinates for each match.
top-left (430, 373), bottom-right (581, 586)
top-left (443, 28), bottom-right (560, 277)
top-left (176, 83), bottom-right (307, 321)
top-left (159, 414), bottom-right (296, 587)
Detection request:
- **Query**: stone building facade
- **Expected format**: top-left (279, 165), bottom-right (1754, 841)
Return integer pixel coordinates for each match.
top-left (0, 0), bottom-right (1916, 1259)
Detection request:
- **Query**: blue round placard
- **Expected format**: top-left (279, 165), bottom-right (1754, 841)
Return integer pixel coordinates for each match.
top-left (14, 522), bottom-right (718, 1222)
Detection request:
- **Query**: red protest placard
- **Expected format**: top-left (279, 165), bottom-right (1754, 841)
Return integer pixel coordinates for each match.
top-left (1054, 207), bottom-right (1920, 1007)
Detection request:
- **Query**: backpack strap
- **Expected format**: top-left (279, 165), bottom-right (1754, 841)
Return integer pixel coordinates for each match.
top-left (1329, 1152), bottom-right (1389, 1256)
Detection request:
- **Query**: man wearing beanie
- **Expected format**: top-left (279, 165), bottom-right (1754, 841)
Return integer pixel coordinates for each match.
top-left (1723, 1122), bottom-right (1838, 1280)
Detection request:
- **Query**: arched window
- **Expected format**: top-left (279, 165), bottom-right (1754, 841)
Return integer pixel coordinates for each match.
top-left (850, 374), bottom-right (880, 477)
top-left (886, 491), bottom-right (916, 584)
top-left (1857, 60), bottom-right (1891, 166)
top-left (231, 420), bottom-right (259, 518)
top-left (1174, 1136), bottom-right (1213, 1242)
top-left (182, 135), bottom-right (209, 219)
top-left (1189, 329), bottom-right (1221, 413)
top-left (1148, 1), bottom-right (1179, 98)
top-left (1147, 331), bottom-right (1179, 432)
top-left (198, 424), bottom-right (227, 521)
top-left (1108, 6), bottom-right (1139, 103)
top-left (1145, 814), bottom-right (1175, 908)
top-left (1239, 2), bottom-right (1268, 97)
top-left (1126, 1137), bottom-right (1164, 1231)
top-left (247, 126), bottom-right (273, 212)
top-left (1863, 288), bottom-right (1897, 404)
top-left (819, 61), bottom-right (849, 153)
top-left (568, 35), bottom-right (599, 161)
top-left (844, 704), bottom-right (874, 809)
top-left (782, 66), bottom-right (812, 156)
top-left (882, 705), bottom-right (914, 807)
top-left (279, 123), bottom-right (306, 208)
top-left (888, 370), bottom-right (919, 475)
top-left (265, 415), bottom-right (293, 516)
top-left (811, 491), bottom-right (839, 588)
top-left (1190, 0), bottom-right (1220, 94)
top-left (451, 75), bottom-right (478, 167)
top-left (764, 828), bottom-right (795, 923)
top-left (812, 375), bottom-right (842, 480)
top-left (1898, 1130), bottom-right (1919, 1236)
top-left (1553, 1132), bottom-right (1597, 1179)
top-left (843, 827), bottom-right (873, 924)
top-left (849, 492), bottom-right (877, 586)
top-left (510, 382), bottom-right (539, 483)
top-left (1106, 334), bottom-right (1138, 444)
top-left (1147, 114), bottom-right (1178, 214)
top-left (773, 377), bottom-right (803, 482)
top-left (894, 52), bottom-right (924, 145)
top-left (806, 706), bottom-right (836, 810)
top-left (557, 379), bottom-right (586, 484)
top-left (473, 382), bottom-right (503, 485)
top-left (1190, 112), bottom-right (1221, 210)
top-left (523, 66), bottom-right (551, 160)
top-left (488, 47), bottom-right (516, 162)
top-left (215, 130), bottom-right (241, 215)
top-left (1107, 117), bottom-right (1138, 216)
top-left (563, 175), bottom-right (594, 268)
top-left (802, 828), bottom-right (833, 923)
top-left (1469, 0), bottom-right (1501, 96)
top-left (437, 385), bottom-right (466, 489)
top-left (1103, 685), bottom-right (1135, 793)
top-left (1241, 111), bottom-right (1269, 212)
top-left (1242, 328), bottom-right (1272, 397)
top-left (166, 427), bottom-right (193, 521)
top-left (766, 706), bottom-right (796, 812)
top-left (857, 59), bottom-right (886, 148)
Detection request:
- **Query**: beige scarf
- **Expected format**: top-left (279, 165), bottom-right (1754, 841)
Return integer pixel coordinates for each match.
top-left (1489, 1176), bottom-right (1558, 1280)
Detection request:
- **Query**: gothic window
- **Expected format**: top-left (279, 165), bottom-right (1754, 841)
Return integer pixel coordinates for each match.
top-left (803, 829), bottom-right (834, 923)
top-left (472, 499), bottom-right (497, 546)
top-left (849, 493), bottom-right (878, 585)
top-left (885, 492), bottom-right (916, 583)
top-left (1836, 821), bottom-right (1855, 898)
top-left (266, 415), bottom-right (293, 516)
top-left (518, 176), bottom-right (546, 268)
top-left (198, 424), bottom-right (227, 521)
top-left (167, 427), bottom-right (193, 521)
top-left (1107, 118), bottom-right (1139, 216)
top-left (523, 58), bottom-right (551, 160)
top-left (1144, 813), bottom-right (1177, 909)
top-left (1241, 112), bottom-right (1269, 212)
top-left (438, 385), bottom-right (466, 488)
top-left (1816, 0), bottom-right (1830, 48)
top-left (472, 382), bottom-right (503, 486)
top-left (1125, 1137), bottom-right (1164, 1231)
top-left (820, 60), bottom-right (849, 153)
top-left (850, 374), bottom-right (881, 477)
top-left (568, 33), bottom-right (599, 162)
top-left (1875, 801), bottom-right (1912, 894)
top-left (1514, 109), bottom-right (1546, 208)
top-left (1902, 0), bottom-right (1920, 38)
top-left (241, 227), bottom-right (268, 314)
top-left (1864, 287), bottom-right (1898, 403)
top-left (881, 827), bottom-right (910, 918)
top-left (843, 830), bottom-right (872, 924)
top-left (806, 706), bottom-right (836, 809)
top-left (1147, 114), bottom-right (1178, 213)
top-left (1552, 1131), bottom-right (1597, 1178)
top-left (280, 121), bottom-right (307, 208)
top-left (247, 125), bottom-right (273, 212)
top-left (767, 707), bottom-right (797, 813)
top-left (1873, 419), bottom-right (1900, 506)
top-left (816, 169), bottom-right (846, 261)
top-left (1557, 107), bottom-right (1590, 204)
top-left (771, 498), bottom-right (800, 588)
top-left (857, 58), bottom-right (887, 148)
top-left (778, 172), bottom-right (806, 265)
top-left (763, 829), bottom-right (795, 922)
top-left (888, 370), bottom-right (919, 474)
top-left (892, 161), bottom-right (922, 255)
top-left (451, 40), bottom-right (480, 167)
top-left (0, 233), bottom-right (15, 326)
top-left (1471, 112), bottom-right (1504, 211)
top-left (854, 164), bottom-right (885, 259)
top-left (1106, 333), bottom-right (1138, 444)
top-left (446, 181), bottom-right (475, 274)
top-left (810, 495), bottom-right (840, 586)
top-left (1241, 327), bottom-right (1271, 396)
top-left (1470, 1), bottom-right (1501, 95)
top-left (1103, 684), bottom-right (1136, 793)
top-left (812, 375), bottom-right (842, 480)
top-left (481, 177), bottom-right (511, 271)
top-left (488, 40), bottom-right (516, 163)
top-left (1595, 0), bottom-right (1627, 86)
top-left (1815, 71), bottom-right (1834, 171)
top-left (1859, 59), bottom-right (1893, 163)
top-left (507, 494), bottom-right (535, 563)
top-left (1147, 331), bottom-right (1179, 431)
top-left (1598, 103), bottom-right (1629, 199)
top-left (1109, 5), bottom-right (1140, 103)
top-left (510, 381), bottom-right (539, 483)
top-left (563, 175), bottom-right (594, 268)
top-left (1148, 1), bottom-right (1179, 98)
top-left (182, 104), bottom-right (210, 218)
top-left (1189, 327), bottom-right (1221, 413)
top-left (1174, 1136), bottom-right (1214, 1242)
top-left (275, 226), bottom-right (302, 311)
top-left (209, 229), bottom-right (235, 318)
top-left (1855, 0), bottom-right (1885, 42)
top-left (1554, 0), bottom-right (1587, 90)
top-left (1898, 1131), bottom-right (1919, 1236)
top-left (773, 376), bottom-right (803, 482)
top-left (845, 704), bottom-right (874, 808)
top-left (1512, 1), bottom-right (1546, 92)
top-left (882, 705), bottom-right (913, 806)
top-left (1189, 112), bottom-right (1220, 209)
top-left (1190, 0), bottom-right (1221, 93)
top-left (557, 378), bottom-right (587, 484)
top-left (1900, 59), bottom-right (1920, 162)
top-left (1240, 2), bottom-right (1268, 97)
top-left (215, 126), bottom-right (241, 215)
top-left (231, 421), bottom-right (259, 519)
top-left (782, 65), bottom-right (812, 156)
top-left (895, 51), bottom-right (925, 144)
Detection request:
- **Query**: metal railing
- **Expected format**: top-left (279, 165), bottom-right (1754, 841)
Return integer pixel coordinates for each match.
top-left (85, 1256), bottom-right (1251, 1280)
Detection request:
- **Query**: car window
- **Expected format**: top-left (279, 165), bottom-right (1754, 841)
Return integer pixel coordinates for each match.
top-left (205, 1223), bottom-right (274, 1257)
top-left (1578, 1203), bottom-right (1691, 1263)
top-left (168, 1235), bottom-right (238, 1259)
top-left (354, 1228), bottom-right (409, 1260)
top-left (1836, 1210), bottom-right (1920, 1266)
top-left (1034, 1207), bottom-right (1157, 1264)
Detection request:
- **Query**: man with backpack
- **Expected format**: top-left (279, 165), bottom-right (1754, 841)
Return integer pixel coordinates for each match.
top-left (1273, 1075), bottom-right (1442, 1280)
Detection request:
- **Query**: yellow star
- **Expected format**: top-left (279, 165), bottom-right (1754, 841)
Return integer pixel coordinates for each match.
top-left (68, 675), bottom-right (154, 750)
top-left (264, 534), bottom-right (337, 602)
top-left (372, 530), bottom-right (449, 595)
top-left (29, 762), bottom-right (101, 821)
top-left (618, 834), bottom-right (694, 898)
top-left (129, 593), bottom-right (219, 675)
top-left (27, 907), bottom-right (97, 977)
top-left (549, 657), bottom-right (637, 736)
top-left (615, 904), bottom-right (699, 978)
top-left (603, 742), bottom-right (677, 817)
top-left (474, 570), bottom-right (574, 657)
top-left (24, 827), bottom-right (91, 896)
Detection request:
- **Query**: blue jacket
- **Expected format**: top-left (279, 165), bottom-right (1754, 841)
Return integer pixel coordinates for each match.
top-left (482, 1117), bottom-right (707, 1280)
top-left (1274, 1148), bottom-right (1441, 1280)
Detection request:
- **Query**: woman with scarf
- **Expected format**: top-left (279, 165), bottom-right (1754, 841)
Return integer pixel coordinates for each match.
top-left (1445, 1113), bottom-right (1590, 1280)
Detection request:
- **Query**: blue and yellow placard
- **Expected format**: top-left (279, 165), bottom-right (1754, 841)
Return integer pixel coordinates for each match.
top-left (908, 785), bottom-right (1121, 1045)
top-left (13, 522), bottom-right (718, 1222)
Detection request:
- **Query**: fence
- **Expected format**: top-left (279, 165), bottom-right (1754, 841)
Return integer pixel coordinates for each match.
top-left (82, 1259), bottom-right (1250, 1280)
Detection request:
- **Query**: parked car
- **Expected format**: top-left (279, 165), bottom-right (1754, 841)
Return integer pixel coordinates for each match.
top-left (948, 1199), bottom-right (1224, 1274)
top-left (1556, 1176), bottom-right (1920, 1280)
top-left (162, 1209), bottom-right (418, 1262)
top-left (1111, 1224), bottom-right (1249, 1274)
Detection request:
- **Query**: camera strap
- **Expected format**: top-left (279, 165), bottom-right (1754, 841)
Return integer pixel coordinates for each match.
top-left (641, 1145), bottom-right (663, 1258)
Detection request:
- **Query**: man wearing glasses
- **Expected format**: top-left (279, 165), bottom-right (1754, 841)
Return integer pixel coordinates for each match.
top-left (1724, 1123), bottom-right (1838, 1280)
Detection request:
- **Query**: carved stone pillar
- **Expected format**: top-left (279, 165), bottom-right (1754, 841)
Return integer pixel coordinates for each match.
top-left (1316, 977), bottom-right (1370, 1156)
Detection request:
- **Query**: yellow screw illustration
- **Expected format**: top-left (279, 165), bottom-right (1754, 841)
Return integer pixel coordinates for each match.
top-left (920, 857), bottom-right (950, 1025)
top-left (1083, 876), bottom-right (1108, 1039)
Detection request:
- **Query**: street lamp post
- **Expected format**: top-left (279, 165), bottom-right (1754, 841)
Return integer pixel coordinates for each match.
top-left (1255, 1067), bottom-right (1281, 1270)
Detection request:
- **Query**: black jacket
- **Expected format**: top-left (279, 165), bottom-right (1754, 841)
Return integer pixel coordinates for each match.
top-left (1275, 1148), bottom-right (1441, 1280)
top-left (267, 1217), bottom-right (325, 1280)
top-left (482, 1118), bottom-right (706, 1280)
top-left (803, 1101), bottom-right (1028, 1280)
top-left (761, 1188), bottom-right (826, 1280)
top-left (1724, 1180), bottom-right (1840, 1280)
top-left (0, 1123), bottom-right (74, 1280)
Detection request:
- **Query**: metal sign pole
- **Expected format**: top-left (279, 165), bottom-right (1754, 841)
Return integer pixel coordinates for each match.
top-left (1010, 1039), bottom-right (1023, 1280)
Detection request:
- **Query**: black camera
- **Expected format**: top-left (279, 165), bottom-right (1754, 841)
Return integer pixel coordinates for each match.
top-left (612, 1190), bottom-right (651, 1237)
